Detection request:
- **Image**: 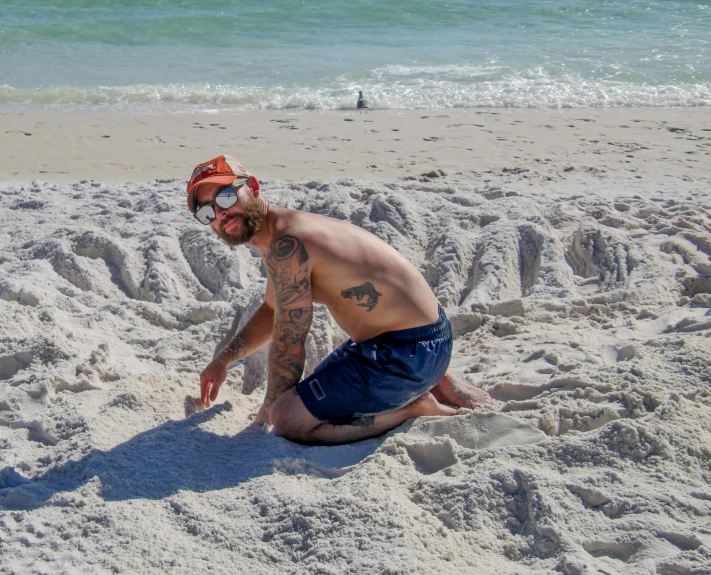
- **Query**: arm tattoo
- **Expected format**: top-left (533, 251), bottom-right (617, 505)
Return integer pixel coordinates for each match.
top-left (271, 235), bottom-right (309, 264)
top-left (216, 335), bottom-right (246, 365)
top-left (341, 282), bottom-right (382, 312)
top-left (265, 235), bottom-right (313, 404)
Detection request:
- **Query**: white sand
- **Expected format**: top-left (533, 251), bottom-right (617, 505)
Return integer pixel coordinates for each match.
top-left (1, 109), bottom-right (711, 574)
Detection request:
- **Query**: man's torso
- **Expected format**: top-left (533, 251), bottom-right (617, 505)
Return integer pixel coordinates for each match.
top-left (262, 208), bottom-right (439, 342)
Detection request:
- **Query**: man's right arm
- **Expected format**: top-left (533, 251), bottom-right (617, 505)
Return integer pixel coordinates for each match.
top-left (212, 301), bottom-right (274, 366)
top-left (199, 281), bottom-right (276, 408)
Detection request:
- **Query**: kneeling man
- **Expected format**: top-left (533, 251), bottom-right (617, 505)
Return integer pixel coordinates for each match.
top-left (188, 155), bottom-right (490, 444)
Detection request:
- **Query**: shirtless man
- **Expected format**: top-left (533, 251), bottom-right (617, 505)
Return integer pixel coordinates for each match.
top-left (188, 155), bottom-right (490, 445)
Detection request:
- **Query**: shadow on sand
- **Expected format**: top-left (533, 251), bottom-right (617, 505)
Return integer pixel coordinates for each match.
top-left (0, 402), bottom-right (386, 510)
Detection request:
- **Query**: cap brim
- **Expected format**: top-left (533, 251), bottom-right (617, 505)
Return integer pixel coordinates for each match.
top-left (187, 175), bottom-right (238, 212)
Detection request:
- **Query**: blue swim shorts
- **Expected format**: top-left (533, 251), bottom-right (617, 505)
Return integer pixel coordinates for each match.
top-left (296, 306), bottom-right (452, 425)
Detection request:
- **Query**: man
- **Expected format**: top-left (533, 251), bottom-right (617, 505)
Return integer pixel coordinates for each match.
top-left (188, 155), bottom-right (490, 445)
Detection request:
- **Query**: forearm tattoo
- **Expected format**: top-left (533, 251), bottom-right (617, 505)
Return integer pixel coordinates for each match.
top-left (216, 335), bottom-right (246, 365)
top-left (265, 235), bottom-right (313, 404)
top-left (341, 282), bottom-right (382, 312)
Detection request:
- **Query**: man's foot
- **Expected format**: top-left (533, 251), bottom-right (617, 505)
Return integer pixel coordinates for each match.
top-left (431, 372), bottom-right (492, 409)
top-left (407, 392), bottom-right (458, 418)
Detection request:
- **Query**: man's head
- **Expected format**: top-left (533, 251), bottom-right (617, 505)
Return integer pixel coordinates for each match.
top-left (187, 155), bottom-right (264, 246)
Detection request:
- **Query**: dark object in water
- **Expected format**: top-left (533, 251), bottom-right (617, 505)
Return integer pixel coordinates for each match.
top-left (357, 91), bottom-right (369, 114)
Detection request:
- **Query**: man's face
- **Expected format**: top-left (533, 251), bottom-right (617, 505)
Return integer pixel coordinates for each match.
top-left (195, 183), bottom-right (263, 246)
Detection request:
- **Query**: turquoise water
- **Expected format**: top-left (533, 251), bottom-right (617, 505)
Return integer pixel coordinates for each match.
top-left (0, 0), bottom-right (709, 112)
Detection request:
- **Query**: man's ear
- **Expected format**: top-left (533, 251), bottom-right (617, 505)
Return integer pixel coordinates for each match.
top-left (247, 175), bottom-right (260, 196)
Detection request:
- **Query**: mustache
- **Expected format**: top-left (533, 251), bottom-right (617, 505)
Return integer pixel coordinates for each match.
top-left (220, 214), bottom-right (243, 229)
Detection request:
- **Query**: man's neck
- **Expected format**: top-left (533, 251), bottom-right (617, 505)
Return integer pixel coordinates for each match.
top-left (247, 200), bottom-right (275, 253)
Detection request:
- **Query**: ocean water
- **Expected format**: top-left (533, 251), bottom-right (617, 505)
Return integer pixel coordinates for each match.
top-left (0, 0), bottom-right (709, 113)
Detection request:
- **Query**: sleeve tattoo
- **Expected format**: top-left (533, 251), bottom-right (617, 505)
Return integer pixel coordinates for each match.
top-left (265, 235), bottom-right (313, 405)
top-left (216, 335), bottom-right (247, 365)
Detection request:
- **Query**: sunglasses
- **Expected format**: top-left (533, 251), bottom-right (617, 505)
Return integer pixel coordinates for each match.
top-left (194, 179), bottom-right (248, 225)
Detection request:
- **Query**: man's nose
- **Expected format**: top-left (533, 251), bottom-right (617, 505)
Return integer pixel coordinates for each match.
top-left (214, 202), bottom-right (230, 219)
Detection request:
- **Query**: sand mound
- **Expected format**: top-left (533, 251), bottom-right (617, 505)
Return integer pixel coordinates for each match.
top-left (1, 177), bottom-right (710, 574)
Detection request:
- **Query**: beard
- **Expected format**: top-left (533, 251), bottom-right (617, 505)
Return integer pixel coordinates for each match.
top-left (216, 197), bottom-right (263, 246)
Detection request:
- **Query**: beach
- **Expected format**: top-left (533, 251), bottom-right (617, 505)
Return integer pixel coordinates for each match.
top-left (2, 108), bottom-right (710, 184)
top-left (1, 107), bottom-right (711, 574)
top-left (3, 0), bottom-right (711, 571)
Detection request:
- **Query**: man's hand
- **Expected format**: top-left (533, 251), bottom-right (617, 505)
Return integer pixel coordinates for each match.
top-left (199, 358), bottom-right (228, 409)
top-left (254, 401), bottom-right (273, 426)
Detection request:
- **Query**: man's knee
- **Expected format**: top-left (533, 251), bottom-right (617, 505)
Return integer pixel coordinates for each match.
top-left (270, 394), bottom-right (292, 436)
top-left (272, 416), bottom-right (309, 443)
top-left (270, 389), bottom-right (315, 442)
top-left (271, 390), bottom-right (298, 441)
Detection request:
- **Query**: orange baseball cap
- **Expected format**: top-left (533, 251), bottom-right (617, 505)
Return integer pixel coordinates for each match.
top-left (186, 155), bottom-right (257, 213)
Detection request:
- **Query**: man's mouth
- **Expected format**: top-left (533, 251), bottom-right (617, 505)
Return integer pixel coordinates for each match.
top-left (223, 217), bottom-right (242, 232)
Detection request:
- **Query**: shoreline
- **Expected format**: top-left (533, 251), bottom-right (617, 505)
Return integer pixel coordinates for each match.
top-left (1, 107), bottom-right (709, 185)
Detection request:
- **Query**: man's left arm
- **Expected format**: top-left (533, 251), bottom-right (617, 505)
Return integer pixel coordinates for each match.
top-left (257, 234), bottom-right (313, 424)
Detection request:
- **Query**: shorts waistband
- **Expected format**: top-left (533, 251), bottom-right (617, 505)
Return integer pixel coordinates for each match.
top-left (370, 305), bottom-right (450, 344)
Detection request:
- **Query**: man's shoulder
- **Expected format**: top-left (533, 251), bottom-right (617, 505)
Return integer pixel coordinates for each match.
top-left (263, 212), bottom-right (311, 267)
top-left (269, 206), bottom-right (305, 230)
top-left (263, 207), bottom-right (297, 244)
top-left (269, 207), bottom-right (334, 242)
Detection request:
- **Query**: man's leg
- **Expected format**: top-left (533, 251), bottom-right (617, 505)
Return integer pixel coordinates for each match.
top-left (431, 371), bottom-right (492, 408)
top-left (270, 388), bottom-right (456, 445)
